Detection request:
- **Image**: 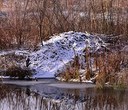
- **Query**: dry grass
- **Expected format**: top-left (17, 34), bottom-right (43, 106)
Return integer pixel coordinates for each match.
top-left (0, 53), bottom-right (34, 80)
top-left (57, 55), bottom-right (80, 82)
top-left (0, 0), bottom-right (128, 49)
top-left (56, 46), bottom-right (128, 89)
top-left (0, 53), bottom-right (26, 71)
top-left (95, 51), bottom-right (128, 89)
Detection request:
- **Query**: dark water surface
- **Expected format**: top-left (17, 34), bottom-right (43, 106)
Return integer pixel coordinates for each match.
top-left (0, 84), bottom-right (128, 110)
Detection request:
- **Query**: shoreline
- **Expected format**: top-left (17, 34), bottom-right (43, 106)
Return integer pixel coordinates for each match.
top-left (0, 78), bottom-right (56, 86)
top-left (1, 78), bottom-right (128, 90)
top-left (0, 78), bottom-right (96, 89)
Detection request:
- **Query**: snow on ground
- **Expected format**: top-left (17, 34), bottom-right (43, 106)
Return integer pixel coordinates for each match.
top-left (0, 50), bottom-right (29, 57)
top-left (29, 31), bottom-right (105, 78)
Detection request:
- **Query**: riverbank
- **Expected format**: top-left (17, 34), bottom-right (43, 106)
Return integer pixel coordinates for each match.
top-left (1, 78), bottom-right (56, 86)
top-left (1, 78), bottom-right (96, 89)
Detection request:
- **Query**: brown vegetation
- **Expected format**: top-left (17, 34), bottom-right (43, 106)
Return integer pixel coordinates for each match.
top-left (5, 65), bottom-right (34, 79)
top-left (57, 54), bottom-right (80, 82)
top-left (0, 0), bottom-right (127, 50)
top-left (0, 53), bottom-right (26, 71)
top-left (57, 46), bottom-right (128, 88)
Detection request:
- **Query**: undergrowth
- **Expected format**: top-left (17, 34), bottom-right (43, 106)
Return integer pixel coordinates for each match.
top-left (57, 46), bottom-right (128, 89)
top-left (5, 65), bottom-right (34, 80)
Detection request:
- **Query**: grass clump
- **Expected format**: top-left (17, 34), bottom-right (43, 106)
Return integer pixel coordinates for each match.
top-left (56, 53), bottom-right (81, 82)
top-left (56, 44), bottom-right (128, 89)
top-left (95, 51), bottom-right (128, 89)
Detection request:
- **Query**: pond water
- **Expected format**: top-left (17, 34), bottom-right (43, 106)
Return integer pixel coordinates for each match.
top-left (0, 84), bottom-right (128, 110)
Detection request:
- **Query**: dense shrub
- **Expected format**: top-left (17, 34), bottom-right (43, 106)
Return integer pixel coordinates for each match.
top-left (5, 66), bottom-right (35, 80)
top-left (56, 47), bottom-right (128, 89)
top-left (0, 0), bottom-right (128, 49)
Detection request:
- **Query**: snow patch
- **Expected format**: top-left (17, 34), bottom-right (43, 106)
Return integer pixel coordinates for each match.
top-left (29, 31), bottom-right (105, 78)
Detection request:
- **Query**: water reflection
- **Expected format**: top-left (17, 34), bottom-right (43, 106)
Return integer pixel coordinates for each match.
top-left (0, 84), bottom-right (128, 110)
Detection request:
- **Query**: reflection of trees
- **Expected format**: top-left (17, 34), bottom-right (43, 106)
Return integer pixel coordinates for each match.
top-left (0, 84), bottom-right (61, 110)
top-left (0, 85), bottom-right (128, 110)
top-left (0, 84), bottom-right (9, 100)
top-left (81, 89), bottom-right (128, 110)
top-left (55, 88), bottom-right (128, 110)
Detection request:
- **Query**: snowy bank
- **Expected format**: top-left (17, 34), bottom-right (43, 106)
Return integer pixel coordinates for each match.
top-left (29, 31), bottom-right (105, 78)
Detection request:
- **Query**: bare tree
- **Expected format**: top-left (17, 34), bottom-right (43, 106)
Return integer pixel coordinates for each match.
top-left (32, 0), bottom-right (48, 46)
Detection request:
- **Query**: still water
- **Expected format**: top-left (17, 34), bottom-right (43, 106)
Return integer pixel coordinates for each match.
top-left (0, 84), bottom-right (128, 110)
